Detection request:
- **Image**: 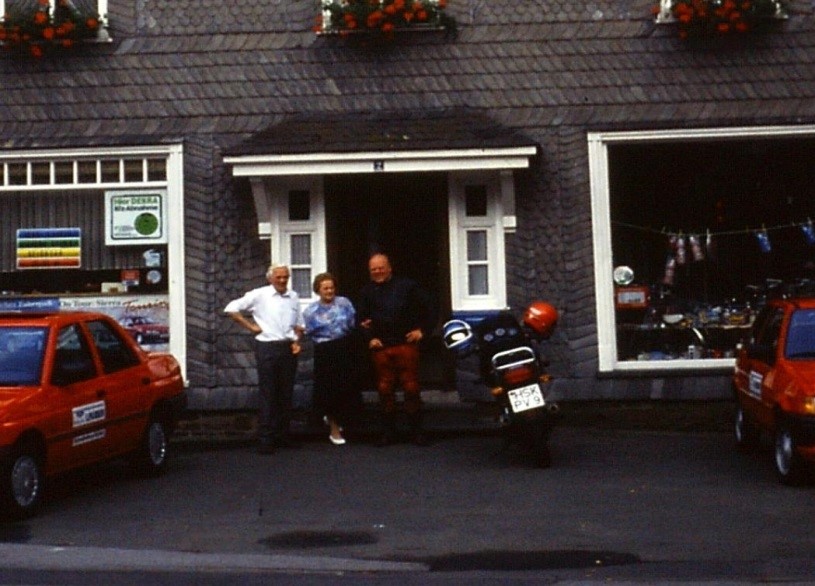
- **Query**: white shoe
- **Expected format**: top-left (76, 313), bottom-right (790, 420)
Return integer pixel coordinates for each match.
top-left (329, 435), bottom-right (346, 446)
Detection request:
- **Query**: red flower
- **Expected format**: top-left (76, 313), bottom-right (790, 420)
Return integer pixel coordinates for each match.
top-left (321, 0), bottom-right (454, 39)
top-left (667, 0), bottom-right (781, 38)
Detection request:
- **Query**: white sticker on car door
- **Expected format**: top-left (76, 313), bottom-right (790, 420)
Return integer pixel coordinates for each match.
top-left (748, 371), bottom-right (763, 398)
top-left (72, 400), bottom-right (106, 428)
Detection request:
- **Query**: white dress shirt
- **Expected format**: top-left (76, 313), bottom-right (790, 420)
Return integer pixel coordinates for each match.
top-left (224, 285), bottom-right (304, 342)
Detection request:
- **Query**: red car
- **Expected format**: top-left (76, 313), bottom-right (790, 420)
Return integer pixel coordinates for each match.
top-left (0, 311), bottom-right (186, 518)
top-left (733, 297), bottom-right (815, 484)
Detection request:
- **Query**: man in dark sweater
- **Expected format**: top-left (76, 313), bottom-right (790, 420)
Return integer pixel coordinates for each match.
top-left (357, 253), bottom-right (435, 446)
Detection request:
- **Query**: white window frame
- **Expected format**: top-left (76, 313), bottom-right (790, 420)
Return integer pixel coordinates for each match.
top-left (0, 0), bottom-right (110, 41)
top-left (588, 125), bottom-right (815, 374)
top-left (266, 176), bottom-right (326, 307)
top-left (0, 143), bottom-right (186, 379)
top-left (448, 171), bottom-right (507, 312)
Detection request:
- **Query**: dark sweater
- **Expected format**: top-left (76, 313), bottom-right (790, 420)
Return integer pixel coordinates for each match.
top-left (357, 275), bottom-right (435, 347)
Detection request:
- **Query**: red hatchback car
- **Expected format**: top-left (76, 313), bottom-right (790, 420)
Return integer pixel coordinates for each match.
top-left (0, 311), bottom-right (186, 518)
top-left (733, 297), bottom-right (815, 484)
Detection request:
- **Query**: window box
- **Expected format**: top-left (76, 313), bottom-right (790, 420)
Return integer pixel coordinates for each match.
top-left (654, 0), bottom-right (787, 38)
top-left (315, 0), bottom-right (455, 39)
top-left (0, 0), bottom-right (109, 57)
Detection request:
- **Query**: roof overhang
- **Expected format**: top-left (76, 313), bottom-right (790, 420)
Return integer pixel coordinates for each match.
top-left (223, 109), bottom-right (539, 177)
top-left (225, 146), bottom-right (538, 176)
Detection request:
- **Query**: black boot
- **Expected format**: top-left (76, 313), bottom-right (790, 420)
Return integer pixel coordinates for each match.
top-left (377, 412), bottom-right (396, 447)
top-left (408, 412), bottom-right (429, 446)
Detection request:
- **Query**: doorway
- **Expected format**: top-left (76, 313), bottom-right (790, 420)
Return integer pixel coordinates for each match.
top-left (324, 172), bottom-right (454, 389)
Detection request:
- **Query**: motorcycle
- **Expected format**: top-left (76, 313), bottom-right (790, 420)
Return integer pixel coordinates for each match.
top-left (442, 302), bottom-right (560, 467)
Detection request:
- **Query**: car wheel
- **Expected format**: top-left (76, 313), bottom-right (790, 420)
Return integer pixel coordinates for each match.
top-left (774, 422), bottom-right (808, 486)
top-left (734, 404), bottom-right (760, 451)
top-left (0, 448), bottom-right (44, 519)
top-left (133, 416), bottom-right (169, 476)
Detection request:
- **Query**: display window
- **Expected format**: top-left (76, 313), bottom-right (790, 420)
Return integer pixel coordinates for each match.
top-left (589, 127), bottom-right (815, 372)
top-left (0, 146), bottom-right (186, 371)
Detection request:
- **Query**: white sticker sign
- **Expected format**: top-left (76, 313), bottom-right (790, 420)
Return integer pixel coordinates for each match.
top-left (105, 190), bottom-right (167, 245)
top-left (748, 371), bottom-right (763, 398)
top-left (72, 400), bottom-right (107, 428)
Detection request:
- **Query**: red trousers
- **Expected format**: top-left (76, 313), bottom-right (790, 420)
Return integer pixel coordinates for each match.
top-left (370, 343), bottom-right (422, 414)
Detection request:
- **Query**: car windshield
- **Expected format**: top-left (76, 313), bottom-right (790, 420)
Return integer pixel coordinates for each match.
top-left (0, 326), bottom-right (48, 386)
top-left (784, 309), bottom-right (815, 359)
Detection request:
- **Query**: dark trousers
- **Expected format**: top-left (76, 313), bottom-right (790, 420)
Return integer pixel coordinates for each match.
top-left (255, 340), bottom-right (297, 443)
top-left (370, 343), bottom-right (422, 414)
top-left (313, 335), bottom-right (355, 426)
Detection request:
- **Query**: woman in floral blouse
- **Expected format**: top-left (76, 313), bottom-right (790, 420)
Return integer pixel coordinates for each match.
top-left (303, 272), bottom-right (357, 445)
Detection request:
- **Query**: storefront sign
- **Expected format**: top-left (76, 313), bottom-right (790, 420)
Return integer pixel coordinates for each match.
top-left (60, 294), bottom-right (170, 351)
top-left (16, 228), bottom-right (81, 269)
top-left (105, 190), bottom-right (167, 245)
top-left (0, 297), bottom-right (60, 312)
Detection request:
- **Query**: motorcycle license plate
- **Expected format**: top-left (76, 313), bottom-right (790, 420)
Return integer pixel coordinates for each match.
top-left (507, 383), bottom-right (545, 413)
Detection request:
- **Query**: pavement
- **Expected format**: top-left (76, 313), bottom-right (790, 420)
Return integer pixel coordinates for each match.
top-left (173, 391), bottom-right (736, 447)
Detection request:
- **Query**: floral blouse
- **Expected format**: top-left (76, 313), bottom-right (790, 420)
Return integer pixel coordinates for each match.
top-left (303, 296), bottom-right (356, 344)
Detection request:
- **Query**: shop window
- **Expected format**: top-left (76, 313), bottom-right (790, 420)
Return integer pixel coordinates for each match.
top-left (589, 127), bottom-right (815, 372)
top-left (147, 159), bottom-right (166, 182)
top-left (78, 161), bottom-right (97, 183)
top-left (31, 162), bottom-right (50, 185)
top-left (123, 159), bottom-right (143, 183)
top-left (55, 161), bottom-right (74, 184)
top-left (100, 160), bottom-right (120, 183)
top-left (7, 163), bottom-right (26, 186)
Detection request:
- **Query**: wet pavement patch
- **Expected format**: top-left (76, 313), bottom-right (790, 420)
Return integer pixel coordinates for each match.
top-left (0, 524), bottom-right (30, 543)
top-left (259, 530), bottom-right (377, 549)
top-left (424, 550), bottom-right (640, 572)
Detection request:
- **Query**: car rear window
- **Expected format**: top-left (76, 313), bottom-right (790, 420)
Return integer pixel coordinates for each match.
top-left (785, 309), bottom-right (815, 360)
top-left (0, 326), bottom-right (48, 386)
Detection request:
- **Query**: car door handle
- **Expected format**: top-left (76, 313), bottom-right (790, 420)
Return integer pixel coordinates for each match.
top-left (97, 390), bottom-right (106, 399)
top-left (142, 377), bottom-right (151, 385)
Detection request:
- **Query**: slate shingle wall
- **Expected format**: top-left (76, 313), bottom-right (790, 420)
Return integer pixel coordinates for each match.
top-left (2, 0), bottom-right (815, 404)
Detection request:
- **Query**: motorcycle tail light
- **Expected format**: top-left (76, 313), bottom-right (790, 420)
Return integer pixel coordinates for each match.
top-left (501, 365), bottom-right (535, 386)
top-left (490, 386), bottom-right (504, 397)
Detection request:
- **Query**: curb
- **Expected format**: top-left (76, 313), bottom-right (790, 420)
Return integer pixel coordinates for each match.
top-left (173, 398), bottom-right (735, 446)
top-left (0, 543), bottom-right (427, 574)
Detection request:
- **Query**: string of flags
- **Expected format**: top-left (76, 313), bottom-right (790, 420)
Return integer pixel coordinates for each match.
top-left (612, 218), bottom-right (815, 286)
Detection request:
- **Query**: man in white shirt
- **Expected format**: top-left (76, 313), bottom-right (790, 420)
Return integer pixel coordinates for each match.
top-left (224, 264), bottom-right (304, 454)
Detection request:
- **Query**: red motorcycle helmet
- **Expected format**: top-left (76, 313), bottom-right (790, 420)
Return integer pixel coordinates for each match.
top-left (523, 301), bottom-right (558, 338)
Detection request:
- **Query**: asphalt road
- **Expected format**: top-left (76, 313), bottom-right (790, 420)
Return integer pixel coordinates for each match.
top-left (2, 417), bottom-right (815, 584)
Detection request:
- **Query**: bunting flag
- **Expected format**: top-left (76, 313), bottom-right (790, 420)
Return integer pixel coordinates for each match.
top-left (802, 221), bottom-right (815, 246)
top-left (756, 229), bottom-right (772, 253)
